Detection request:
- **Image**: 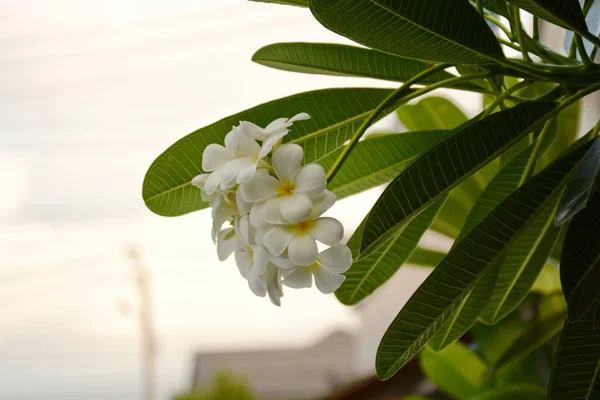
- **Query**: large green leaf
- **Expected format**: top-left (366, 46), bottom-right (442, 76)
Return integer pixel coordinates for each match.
top-left (397, 96), bottom-right (495, 239)
top-left (555, 136), bottom-right (600, 225)
top-left (359, 102), bottom-right (555, 258)
top-left (506, 0), bottom-right (587, 31)
top-left (473, 313), bottom-right (529, 365)
top-left (321, 130), bottom-right (448, 200)
top-left (309, 0), bottom-right (505, 64)
top-left (252, 43), bottom-right (460, 84)
top-left (420, 342), bottom-right (487, 399)
top-left (427, 263), bottom-right (498, 351)
top-left (480, 199), bottom-right (561, 324)
top-left (249, 0), bottom-right (307, 6)
top-left (375, 142), bottom-right (589, 380)
top-left (337, 197), bottom-right (447, 305)
top-left (471, 385), bottom-right (547, 400)
top-left (560, 189), bottom-right (600, 321)
top-left (428, 147), bottom-right (539, 350)
top-left (407, 247), bottom-right (447, 268)
top-left (142, 88), bottom-right (394, 216)
top-left (496, 311), bottom-right (566, 367)
top-left (549, 302), bottom-right (600, 400)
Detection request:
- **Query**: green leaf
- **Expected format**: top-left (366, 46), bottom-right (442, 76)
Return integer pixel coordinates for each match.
top-left (427, 263), bottom-right (498, 351)
top-left (336, 196), bottom-right (447, 305)
top-left (506, 0), bottom-right (587, 31)
top-left (496, 311), bottom-right (566, 367)
top-left (480, 199), bottom-right (561, 324)
top-left (359, 102), bottom-right (555, 258)
top-left (248, 0), bottom-right (307, 6)
top-left (479, 0), bottom-right (511, 17)
top-left (473, 313), bottom-right (529, 365)
top-left (420, 342), bottom-right (487, 399)
top-left (531, 264), bottom-right (562, 295)
top-left (142, 88), bottom-right (394, 216)
top-left (407, 247), bottom-right (447, 268)
top-left (252, 43), bottom-right (461, 84)
top-left (309, 0), bottom-right (505, 64)
top-left (470, 385), bottom-right (547, 400)
top-left (537, 100), bottom-right (581, 172)
top-left (555, 136), bottom-right (600, 225)
top-left (321, 130), bottom-right (448, 200)
top-left (397, 96), bottom-right (493, 239)
top-left (375, 142), bottom-right (589, 380)
top-left (560, 189), bottom-right (600, 321)
top-left (549, 302), bottom-right (600, 400)
top-left (396, 97), bottom-right (469, 131)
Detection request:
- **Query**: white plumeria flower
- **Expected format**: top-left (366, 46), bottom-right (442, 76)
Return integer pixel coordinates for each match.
top-left (262, 190), bottom-right (344, 266)
top-left (240, 144), bottom-right (326, 223)
top-left (283, 244), bottom-right (352, 294)
top-left (263, 263), bottom-right (284, 306)
top-left (200, 130), bottom-right (238, 194)
top-left (191, 173), bottom-right (222, 209)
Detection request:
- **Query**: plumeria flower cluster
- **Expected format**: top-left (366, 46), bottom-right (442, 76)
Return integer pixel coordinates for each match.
top-left (191, 113), bottom-right (352, 306)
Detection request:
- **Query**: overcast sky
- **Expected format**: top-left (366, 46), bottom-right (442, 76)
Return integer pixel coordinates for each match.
top-left (0, 1), bottom-right (484, 399)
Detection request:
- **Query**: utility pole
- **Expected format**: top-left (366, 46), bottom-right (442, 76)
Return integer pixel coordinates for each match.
top-left (125, 245), bottom-right (156, 400)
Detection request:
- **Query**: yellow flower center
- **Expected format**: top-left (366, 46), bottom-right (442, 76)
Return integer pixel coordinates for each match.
top-left (277, 180), bottom-right (295, 197)
top-left (292, 219), bottom-right (314, 234)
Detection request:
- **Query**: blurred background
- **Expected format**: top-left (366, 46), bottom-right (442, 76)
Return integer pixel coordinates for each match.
top-left (1, 1), bottom-right (593, 400)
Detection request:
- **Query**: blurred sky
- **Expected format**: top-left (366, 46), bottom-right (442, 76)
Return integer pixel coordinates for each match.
top-left (0, 1), bottom-right (483, 399)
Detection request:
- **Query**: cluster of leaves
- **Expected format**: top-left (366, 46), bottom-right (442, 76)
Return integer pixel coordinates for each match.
top-left (173, 371), bottom-right (258, 400)
top-left (144, 0), bottom-right (600, 398)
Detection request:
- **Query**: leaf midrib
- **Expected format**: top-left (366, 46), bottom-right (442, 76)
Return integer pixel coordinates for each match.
top-left (368, 0), bottom-right (502, 63)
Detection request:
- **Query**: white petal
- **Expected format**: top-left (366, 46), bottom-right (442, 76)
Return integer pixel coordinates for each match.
top-left (202, 144), bottom-right (234, 171)
top-left (235, 250), bottom-right (252, 278)
top-left (269, 254), bottom-right (295, 270)
top-left (224, 128), bottom-right (236, 149)
top-left (272, 144), bottom-right (303, 181)
top-left (282, 267), bottom-right (313, 289)
top-left (240, 170), bottom-right (279, 202)
top-left (259, 131), bottom-right (288, 159)
top-left (251, 245), bottom-right (269, 277)
top-left (191, 173), bottom-right (209, 189)
top-left (311, 217), bottom-right (344, 246)
top-left (265, 117), bottom-right (288, 131)
top-left (249, 202), bottom-right (272, 232)
top-left (288, 112), bottom-right (310, 123)
top-left (236, 163), bottom-right (258, 184)
top-left (204, 170), bottom-right (222, 195)
top-left (263, 197), bottom-right (288, 224)
top-left (216, 228), bottom-right (238, 261)
top-left (294, 164), bottom-right (326, 196)
top-left (234, 214), bottom-right (252, 246)
top-left (231, 127), bottom-right (261, 156)
top-left (212, 204), bottom-right (236, 241)
top-left (238, 121), bottom-right (268, 141)
top-left (263, 226), bottom-right (294, 256)
top-left (310, 190), bottom-right (337, 218)
top-left (236, 188), bottom-right (252, 215)
top-left (221, 157), bottom-right (253, 187)
top-left (264, 264), bottom-right (283, 306)
top-left (280, 193), bottom-right (312, 223)
top-left (247, 274), bottom-right (267, 297)
top-left (313, 268), bottom-right (345, 294)
top-left (318, 244), bottom-right (352, 273)
top-left (288, 234), bottom-right (319, 266)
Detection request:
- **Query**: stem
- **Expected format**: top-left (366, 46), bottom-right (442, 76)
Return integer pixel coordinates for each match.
top-left (482, 80), bottom-right (532, 118)
top-left (591, 119), bottom-right (600, 140)
top-left (533, 16), bottom-right (539, 41)
top-left (325, 63), bottom-right (450, 183)
top-left (498, 38), bottom-right (522, 52)
top-left (576, 35), bottom-right (593, 66)
top-left (512, 6), bottom-right (531, 62)
top-left (485, 14), bottom-right (514, 40)
top-left (476, 0), bottom-right (483, 14)
top-left (521, 117), bottom-right (556, 183)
